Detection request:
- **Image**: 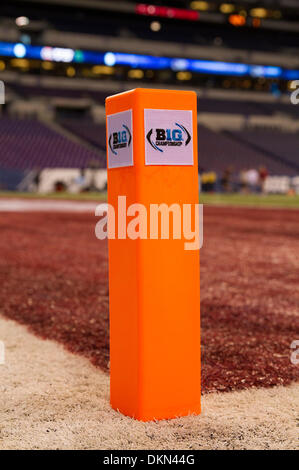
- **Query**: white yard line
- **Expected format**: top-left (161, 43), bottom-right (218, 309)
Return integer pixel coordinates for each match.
top-left (0, 198), bottom-right (105, 213)
top-left (0, 316), bottom-right (298, 450)
top-left (0, 198), bottom-right (298, 212)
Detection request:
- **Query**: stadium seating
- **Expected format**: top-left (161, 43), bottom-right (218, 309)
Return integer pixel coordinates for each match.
top-left (259, 100), bottom-right (299, 117)
top-left (230, 128), bottom-right (299, 173)
top-left (0, 117), bottom-right (104, 170)
top-left (198, 125), bottom-right (298, 176)
top-left (198, 98), bottom-right (272, 115)
top-left (0, 115), bottom-right (298, 185)
top-left (10, 84), bottom-right (299, 120)
top-left (0, 168), bottom-right (25, 191)
top-left (11, 84), bottom-right (109, 103)
top-left (60, 119), bottom-right (106, 151)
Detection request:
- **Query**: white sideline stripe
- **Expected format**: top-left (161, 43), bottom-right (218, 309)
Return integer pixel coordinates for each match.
top-left (0, 315), bottom-right (298, 450)
top-left (0, 198), bottom-right (102, 213)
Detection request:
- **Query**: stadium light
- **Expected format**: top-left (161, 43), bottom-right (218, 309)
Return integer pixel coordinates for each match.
top-left (177, 71), bottom-right (192, 80)
top-left (171, 58), bottom-right (189, 71)
top-left (250, 8), bottom-right (268, 18)
top-left (15, 16), bottom-right (29, 27)
top-left (229, 14), bottom-right (246, 26)
top-left (40, 47), bottom-right (74, 63)
top-left (0, 40), bottom-right (298, 79)
top-left (104, 52), bottom-right (116, 67)
top-left (150, 21), bottom-right (161, 32)
top-left (136, 3), bottom-right (199, 21)
top-left (190, 1), bottom-right (209, 11)
top-left (128, 69), bottom-right (144, 78)
top-left (220, 3), bottom-right (235, 14)
top-left (13, 43), bottom-right (26, 58)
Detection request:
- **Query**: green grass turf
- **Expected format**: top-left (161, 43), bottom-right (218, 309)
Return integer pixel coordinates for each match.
top-left (0, 191), bottom-right (299, 208)
top-left (199, 193), bottom-right (299, 208)
top-left (0, 191), bottom-right (108, 201)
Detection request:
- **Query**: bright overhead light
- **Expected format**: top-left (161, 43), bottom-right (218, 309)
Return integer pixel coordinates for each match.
top-left (220, 3), bottom-right (234, 14)
top-left (92, 65), bottom-right (114, 75)
top-left (150, 21), bottom-right (161, 32)
top-left (171, 58), bottom-right (188, 71)
top-left (40, 47), bottom-right (74, 63)
top-left (229, 14), bottom-right (246, 26)
top-left (190, 1), bottom-right (209, 11)
top-left (11, 58), bottom-right (29, 68)
top-left (15, 16), bottom-right (29, 27)
top-left (147, 5), bottom-right (156, 15)
top-left (128, 69), bottom-right (144, 79)
top-left (13, 43), bottom-right (26, 58)
top-left (250, 8), bottom-right (268, 18)
top-left (66, 66), bottom-right (76, 77)
top-left (41, 61), bottom-right (54, 70)
top-left (177, 71), bottom-right (192, 81)
top-left (104, 52), bottom-right (116, 67)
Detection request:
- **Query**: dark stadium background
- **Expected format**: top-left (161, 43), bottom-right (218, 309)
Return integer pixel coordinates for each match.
top-left (0, 0), bottom-right (299, 194)
top-left (0, 0), bottom-right (298, 451)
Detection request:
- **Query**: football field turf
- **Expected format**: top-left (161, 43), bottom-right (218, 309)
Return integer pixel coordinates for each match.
top-left (1, 191), bottom-right (299, 209)
top-left (0, 197), bottom-right (298, 449)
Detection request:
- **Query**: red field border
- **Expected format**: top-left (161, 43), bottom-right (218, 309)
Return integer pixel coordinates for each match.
top-left (0, 206), bottom-right (298, 393)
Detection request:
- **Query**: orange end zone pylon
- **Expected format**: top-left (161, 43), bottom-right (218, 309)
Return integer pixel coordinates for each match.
top-left (106, 88), bottom-right (200, 421)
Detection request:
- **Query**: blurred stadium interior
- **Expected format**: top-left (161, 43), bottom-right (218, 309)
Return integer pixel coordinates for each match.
top-left (0, 0), bottom-right (299, 195)
top-left (1, 1), bottom-right (299, 450)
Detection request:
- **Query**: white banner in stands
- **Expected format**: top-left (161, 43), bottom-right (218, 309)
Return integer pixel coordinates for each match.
top-left (264, 176), bottom-right (299, 194)
top-left (37, 169), bottom-right (107, 193)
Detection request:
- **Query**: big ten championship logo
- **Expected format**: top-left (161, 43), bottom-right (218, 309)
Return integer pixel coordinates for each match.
top-left (144, 109), bottom-right (193, 165)
top-left (109, 124), bottom-right (132, 156)
top-left (147, 123), bottom-right (191, 153)
top-left (107, 109), bottom-right (133, 168)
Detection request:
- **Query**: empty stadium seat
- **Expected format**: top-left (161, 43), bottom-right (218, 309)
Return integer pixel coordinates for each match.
top-left (60, 119), bottom-right (106, 151)
top-left (198, 125), bottom-right (298, 176)
top-left (0, 117), bottom-right (105, 170)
